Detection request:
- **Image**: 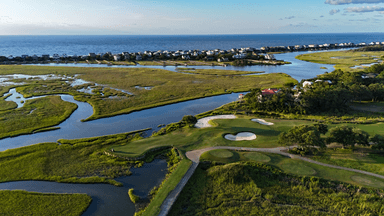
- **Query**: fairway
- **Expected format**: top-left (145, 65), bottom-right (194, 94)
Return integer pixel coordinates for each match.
top-left (351, 175), bottom-right (384, 188)
top-left (209, 149), bottom-right (234, 158)
top-left (244, 152), bottom-right (271, 162)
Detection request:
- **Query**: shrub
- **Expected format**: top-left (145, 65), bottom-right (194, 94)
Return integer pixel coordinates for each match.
top-left (128, 189), bottom-right (140, 204)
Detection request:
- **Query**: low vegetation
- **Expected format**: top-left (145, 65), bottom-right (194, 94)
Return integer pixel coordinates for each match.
top-left (169, 162), bottom-right (384, 215)
top-left (0, 190), bottom-right (91, 216)
top-left (128, 189), bottom-right (140, 204)
top-left (0, 65), bottom-right (296, 121)
top-left (176, 68), bottom-right (264, 75)
top-left (0, 131), bottom-right (147, 185)
top-left (0, 96), bottom-right (77, 139)
top-left (296, 50), bottom-right (384, 71)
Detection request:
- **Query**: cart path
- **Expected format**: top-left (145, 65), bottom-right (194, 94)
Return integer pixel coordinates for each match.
top-left (158, 145), bottom-right (384, 216)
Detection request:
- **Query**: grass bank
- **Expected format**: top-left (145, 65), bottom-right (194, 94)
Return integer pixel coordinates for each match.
top-left (0, 190), bottom-right (92, 216)
top-left (0, 130), bottom-right (148, 186)
top-left (0, 96), bottom-right (77, 139)
top-left (169, 162), bottom-right (384, 215)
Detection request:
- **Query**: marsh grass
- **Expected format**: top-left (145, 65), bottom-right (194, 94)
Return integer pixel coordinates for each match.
top-left (0, 190), bottom-right (92, 216)
top-left (0, 96), bottom-right (77, 139)
top-left (0, 65), bottom-right (296, 121)
top-left (176, 69), bottom-right (264, 75)
top-left (296, 50), bottom-right (384, 72)
top-left (0, 130), bottom-right (147, 185)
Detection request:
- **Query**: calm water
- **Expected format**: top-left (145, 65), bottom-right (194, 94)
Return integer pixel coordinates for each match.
top-left (1, 33), bottom-right (383, 56)
top-left (0, 91), bottom-right (246, 151)
top-left (0, 159), bottom-right (168, 216)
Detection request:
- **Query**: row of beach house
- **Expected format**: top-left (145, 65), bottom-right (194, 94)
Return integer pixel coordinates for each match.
top-left (3, 41), bottom-right (384, 62)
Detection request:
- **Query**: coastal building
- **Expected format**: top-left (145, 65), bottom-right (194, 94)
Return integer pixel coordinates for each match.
top-left (181, 55), bottom-right (190, 60)
top-left (42, 55), bottom-right (50, 60)
top-left (21, 55), bottom-right (29, 59)
top-left (303, 81), bottom-right (313, 87)
top-left (113, 55), bottom-right (121, 61)
top-left (233, 54), bottom-right (246, 59)
top-left (32, 55), bottom-right (38, 61)
top-left (136, 55), bottom-right (142, 61)
top-left (217, 57), bottom-right (229, 62)
top-left (52, 54), bottom-right (60, 60)
top-left (7, 55), bottom-right (14, 60)
top-left (265, 54), bottom-right (276, 60)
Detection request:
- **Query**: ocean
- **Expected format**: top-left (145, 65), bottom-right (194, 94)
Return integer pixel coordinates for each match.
top-left (1, 33), bottom-right (383, 56)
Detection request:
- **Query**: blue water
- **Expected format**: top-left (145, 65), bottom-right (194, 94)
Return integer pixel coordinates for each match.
top-left (1, 33), bottom-right (383, 56)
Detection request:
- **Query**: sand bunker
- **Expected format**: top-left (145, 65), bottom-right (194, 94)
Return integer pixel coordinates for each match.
top-left (251, 118), bottom-right (274, 125)
top-left (195, 115), bottom-right (237, 128)
top-left (224, 132), bottom-right (256, 141)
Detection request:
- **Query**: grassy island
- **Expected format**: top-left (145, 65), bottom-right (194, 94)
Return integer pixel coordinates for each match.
top-left (0, 190), bottom-right (91, 216)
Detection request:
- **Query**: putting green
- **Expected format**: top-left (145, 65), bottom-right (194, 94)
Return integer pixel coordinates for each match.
top-left (244, 152), bottom-right (271, 163)
top-left (280, 162), bottom-right (316, 176)
top-left (209, 149), bottom-right (234, 158)
top-left (351, 175), bottom-right (384, 188)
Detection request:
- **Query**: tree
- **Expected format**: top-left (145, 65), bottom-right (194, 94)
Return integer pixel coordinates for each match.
top-left (278, 125), bottom-right (325, 151)
top-left (326, 126), bottom-right (369, 149)
top-left (314, 123), bottom-right (328, 135)
top-left (182, 115), bottom-right (197, 124)
top-left (368, 83), bottom-right (384, 102)
top-left (370, 135), bottom-right (384, 150)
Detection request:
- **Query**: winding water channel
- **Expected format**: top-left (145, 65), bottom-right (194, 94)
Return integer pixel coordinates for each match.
top-left (0, 49), bottom-right (361, 216)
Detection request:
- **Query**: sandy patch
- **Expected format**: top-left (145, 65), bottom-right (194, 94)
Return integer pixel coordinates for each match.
top-left (224, 132), bottom-right (256, 141)
top-left (195, 115), bottom-right (237, 128)
top-left (251, 118), bottom-right (274, 125)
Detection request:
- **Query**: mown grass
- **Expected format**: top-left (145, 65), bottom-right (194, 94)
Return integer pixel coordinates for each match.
top-left (199, 149), bottom-right (384, 188)
top-left (310, 147), bottom-right (384, 177)
top-left (0, 96), bottom-right (77, 139)
top-left (0, 190), bottom-right (92, 216)
top-left (169, 162), bottom-right (384, 216)
top-left (110, 117), bottom-right (313, 158)
top-left (0, 130), bottom-right (147, 185)
top-left (296, 50), bottom-right (384, 72)
top-left (0, 65), bottom-right (297, 121)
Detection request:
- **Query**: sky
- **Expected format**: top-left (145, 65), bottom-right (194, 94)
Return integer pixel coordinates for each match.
top-left (1, 0), bottom-right (384, 35)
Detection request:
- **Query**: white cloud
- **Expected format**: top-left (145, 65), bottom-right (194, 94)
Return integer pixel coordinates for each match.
top-left (345, 6), bottom-right (384, 13)
top-left (329, 9), bottom-right (340, 15)
top-left (325, 0), bottom-right (384, 5)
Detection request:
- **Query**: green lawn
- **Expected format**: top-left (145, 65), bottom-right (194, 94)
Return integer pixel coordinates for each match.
top-left (0, 96), bottom-right (77, 139)
top-left (0, 131), bottom-right (147, 185)
top-left (110, 117), bottom-right (313, 158)
top-left (310, 147), bottom-right (384, 177)
top-left (0, 190), bottom-right (91, 216)
top-left (169, 162), bottom-right (384, 215)
top-left (296, 50), bottom-right (384, 72)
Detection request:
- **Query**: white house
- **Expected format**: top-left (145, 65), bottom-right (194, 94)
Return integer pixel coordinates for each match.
top-left (181, 55), bottom-right (190, 60)
top-left (303, 81), bottom-right (313, 87)
top-left (233, 54), bottom-right (246, 59)
top-left (113, 55), bottom-right (121, 61)
top-left (206, 51), bottom-right (215, 56)
top-left (265, 54), bottom-right (276, 60)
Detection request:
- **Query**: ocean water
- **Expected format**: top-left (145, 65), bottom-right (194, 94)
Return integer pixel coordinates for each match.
top-left (1, 33), bottom-right (383, 56)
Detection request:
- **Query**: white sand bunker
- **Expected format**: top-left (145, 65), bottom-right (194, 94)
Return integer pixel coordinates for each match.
top-left (195, 115), bottom-right (237, 128)
top-left (224, 132), bottom-right (257, 141)
top-left (251, 118), bottom-right (274, 125)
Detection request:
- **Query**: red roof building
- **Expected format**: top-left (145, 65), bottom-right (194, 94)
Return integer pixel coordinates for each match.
top-left (261, 88), bottom-right (278, 95)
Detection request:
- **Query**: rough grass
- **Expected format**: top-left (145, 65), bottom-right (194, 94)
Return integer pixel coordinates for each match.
top-left (350, 101), bottom-right (384, 113)
top-left (0, 190), bottom-right (92, 216)
top-left (296, 50), bottom-right (384, 72)
top-left (139, 158), bottom-right (192, 216)
top-left (169, 162), bottom-right (384, 216)
top-left (0, 65), bottom-right (297, 121)
top-left (0, 131), bottom-right (146, 185)
top-left (0, 96), bottom-right (77, 139)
